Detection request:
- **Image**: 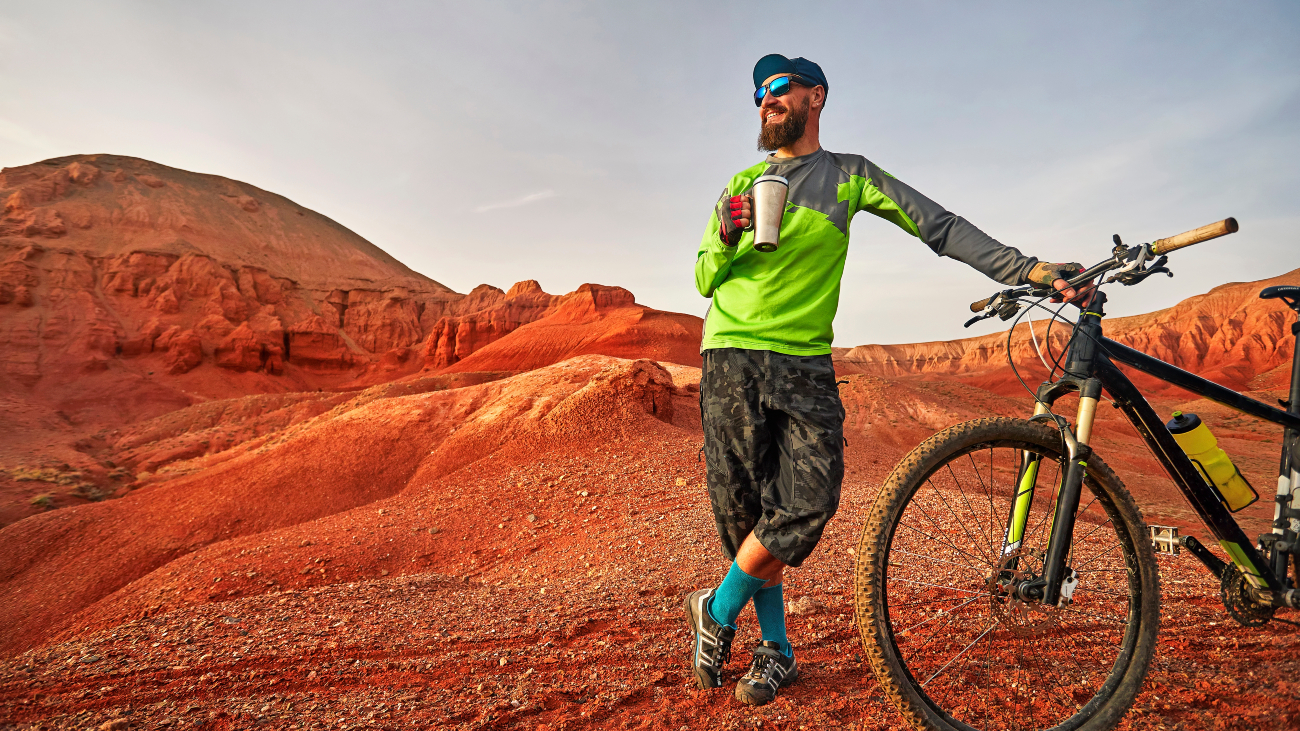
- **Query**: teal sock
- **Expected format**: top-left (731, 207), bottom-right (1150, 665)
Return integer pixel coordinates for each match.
top-left (753, 583), bottom-right (792, 656)
top-left (707, 561), bottom-right (767, 628)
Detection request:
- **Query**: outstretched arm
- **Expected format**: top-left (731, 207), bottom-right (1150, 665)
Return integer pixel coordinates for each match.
top-left (856, 162), bottom-right (1037, 286)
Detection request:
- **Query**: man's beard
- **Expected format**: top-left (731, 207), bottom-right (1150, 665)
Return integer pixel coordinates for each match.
top-left (757, 96), bottom-right (809, 152)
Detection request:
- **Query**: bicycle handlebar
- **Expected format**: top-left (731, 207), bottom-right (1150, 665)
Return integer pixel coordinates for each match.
top-left (1150, 217), bottom-right (1238, 255)
top-left (967, 217), bottom-right (1239, 314)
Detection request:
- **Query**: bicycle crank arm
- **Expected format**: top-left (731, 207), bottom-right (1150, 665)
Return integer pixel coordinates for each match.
top-left (1179, 534), bottom-right (1227, 579)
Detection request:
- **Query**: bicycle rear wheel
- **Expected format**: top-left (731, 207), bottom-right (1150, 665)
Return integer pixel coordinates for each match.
top-left (855, 418), bottom-right (1160, 731)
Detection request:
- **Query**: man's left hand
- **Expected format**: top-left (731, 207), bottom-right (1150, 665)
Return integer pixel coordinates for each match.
top-left (715, 192), bottom-right (753, 246)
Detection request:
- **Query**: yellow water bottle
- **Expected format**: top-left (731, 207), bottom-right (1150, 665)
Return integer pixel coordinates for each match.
top-left (1165, 411), bottom-right (1259, 512)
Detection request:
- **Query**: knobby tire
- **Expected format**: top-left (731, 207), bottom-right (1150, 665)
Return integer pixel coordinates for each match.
top-left (854, 418), bottom-right (1161, 731)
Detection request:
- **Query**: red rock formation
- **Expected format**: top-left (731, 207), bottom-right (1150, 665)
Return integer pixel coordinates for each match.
top-left (0, 154), bottom-right (715, 529)
top-left (438, 283), bottom-right (704, 373)
top-left (0, 156), bottom-right (702, 411)
top-left (420, 280), bottom-right (560, 369)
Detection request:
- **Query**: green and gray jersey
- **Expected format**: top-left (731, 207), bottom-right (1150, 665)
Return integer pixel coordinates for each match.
top-left (695, 148), bottom-right (1037, 355)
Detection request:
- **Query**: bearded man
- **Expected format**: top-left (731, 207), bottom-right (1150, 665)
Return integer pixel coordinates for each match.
top-left (686, 53), bottom-right (1089, 706)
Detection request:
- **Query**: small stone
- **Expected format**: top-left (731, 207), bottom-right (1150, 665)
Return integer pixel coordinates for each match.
top-left (525, 514), bottom-right (537, 523)
top-left (675, 477), bottom-right (686, 486)
top-left (499, 657), bottom-right (508, 666)
top-left (787, 596), bottom-right (824, 616)
top-left (99, 720), bottom-right (130, 731)
top-left (381, 569), bottom-right (389, 576)
top-left (79, 655), bottom-right (101, 664)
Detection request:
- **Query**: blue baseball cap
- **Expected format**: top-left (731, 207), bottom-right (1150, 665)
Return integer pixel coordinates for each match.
top-left (753, 54), bottom-right (829, 94)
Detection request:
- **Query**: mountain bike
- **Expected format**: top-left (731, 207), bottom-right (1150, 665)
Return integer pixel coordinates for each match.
top-left (853, 218), bottom-right (1300, 731)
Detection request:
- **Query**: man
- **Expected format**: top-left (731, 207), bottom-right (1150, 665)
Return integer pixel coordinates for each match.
top-left (686, 54), bottom-right (1088, 707)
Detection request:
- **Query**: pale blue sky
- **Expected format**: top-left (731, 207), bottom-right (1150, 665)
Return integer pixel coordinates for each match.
top-left (1, 1), bottom-right (1296, 344)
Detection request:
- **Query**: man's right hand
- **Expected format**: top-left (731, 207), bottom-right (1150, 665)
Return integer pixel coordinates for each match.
top-left (1025, 261), bottom-right (1095, 306)
top-left (715, 191), bottom-right (753, 246)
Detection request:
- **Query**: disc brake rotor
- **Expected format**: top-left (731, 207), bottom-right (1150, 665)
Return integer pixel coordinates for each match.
top-left (987, 546), bottom-right (1058, 637)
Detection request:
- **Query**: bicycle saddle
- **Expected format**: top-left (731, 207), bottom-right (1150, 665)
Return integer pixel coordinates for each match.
top-left (1260, 285), bottom-right (1300, 301)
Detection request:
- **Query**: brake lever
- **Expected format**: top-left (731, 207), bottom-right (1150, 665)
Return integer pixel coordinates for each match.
top-left (1109, 242), bottom-right (1150, 277)
top-left (1107, 254), bottom-right (1172, 286)
top-left (963, 291), bottom-right (1027, 327)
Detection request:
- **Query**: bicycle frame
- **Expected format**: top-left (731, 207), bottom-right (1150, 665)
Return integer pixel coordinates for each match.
top-left (1004, 290), bottom-right (1300, 607)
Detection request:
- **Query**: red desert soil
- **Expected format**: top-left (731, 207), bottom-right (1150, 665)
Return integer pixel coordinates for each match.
top-left (1, 155), bottom-right (1296, 729)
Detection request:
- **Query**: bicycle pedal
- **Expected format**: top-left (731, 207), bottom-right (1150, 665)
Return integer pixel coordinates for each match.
top-left (1150, 525), bottom-right (1180, 556)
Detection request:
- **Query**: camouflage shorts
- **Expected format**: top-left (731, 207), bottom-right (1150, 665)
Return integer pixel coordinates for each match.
top-left (700, 348), bottom-right (845, 568)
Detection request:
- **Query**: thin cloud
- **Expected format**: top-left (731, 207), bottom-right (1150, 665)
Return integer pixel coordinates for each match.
top-left (474, 190), bottom-right (556, 213)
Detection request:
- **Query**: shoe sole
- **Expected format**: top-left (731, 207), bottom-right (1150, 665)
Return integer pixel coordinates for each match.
top-left (684, 590), bottom-right (716, 690)
top-left (735, 684), bottom-right (773, 706)
top-left (734, 667), bottom-right (797, 706)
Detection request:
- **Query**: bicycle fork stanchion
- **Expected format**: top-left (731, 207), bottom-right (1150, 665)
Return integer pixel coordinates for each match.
top-left (1001, 401), bottom-right (1050, 559)
top-left (1002, 451), bottom-right (1041, 557)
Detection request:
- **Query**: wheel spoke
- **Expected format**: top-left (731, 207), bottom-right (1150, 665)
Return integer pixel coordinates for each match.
top-left (921, 621), bottom-right (998, 687)
top-left (890, 548), bottom-right (988, 576)
top-left (897, 596), bottom-right (982, 634)
top-left (920, 475), bottom-right (996, 567)
top-left (893, 518), bottom-right (988, 573)
top-left (886, 576), bottom-right (987, 597)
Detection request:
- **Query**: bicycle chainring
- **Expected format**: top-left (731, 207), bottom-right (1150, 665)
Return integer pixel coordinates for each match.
top-left (987, 547), bottom-right (1057, 637)
top-left (1220, 564), bottom-right (1274, 628)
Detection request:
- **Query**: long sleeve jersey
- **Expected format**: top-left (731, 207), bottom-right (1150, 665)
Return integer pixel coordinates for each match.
top-left (695, 148), bottom-right (1038, 355)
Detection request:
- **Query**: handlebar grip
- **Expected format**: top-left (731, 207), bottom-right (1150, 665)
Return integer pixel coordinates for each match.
top-left (1150, 217), bottom-right (1238, 255)
top-left (970, 295), bottom-right (995, 313)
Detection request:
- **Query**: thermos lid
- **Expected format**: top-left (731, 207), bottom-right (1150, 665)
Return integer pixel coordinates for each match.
top-left (1166, 410), bottom-right (1202, 434)
top-left (753, 175), bottom-right (789, 186)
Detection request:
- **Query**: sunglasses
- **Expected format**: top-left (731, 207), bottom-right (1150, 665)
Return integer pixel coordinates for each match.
top-left (753, 75), bottom-right (811, 107)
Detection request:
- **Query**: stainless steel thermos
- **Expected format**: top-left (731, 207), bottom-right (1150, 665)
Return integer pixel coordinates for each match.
top-left (750, 175), bottom-right (789, 253)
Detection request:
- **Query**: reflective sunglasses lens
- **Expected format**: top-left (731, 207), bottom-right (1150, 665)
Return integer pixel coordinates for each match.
top-left (769, 76), bottom-right (792, 97)
top-left (754, 87), bottom-right (766, 107)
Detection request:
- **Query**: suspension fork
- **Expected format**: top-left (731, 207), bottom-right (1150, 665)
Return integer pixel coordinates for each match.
top-left (1040, 377), bottom-right (1102, 605)
top-left (1002, 301), bottom-right (1108, 606)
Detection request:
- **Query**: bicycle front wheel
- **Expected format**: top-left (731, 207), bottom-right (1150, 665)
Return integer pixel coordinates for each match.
top-left (855, 417), bottom-right (1160, 731)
